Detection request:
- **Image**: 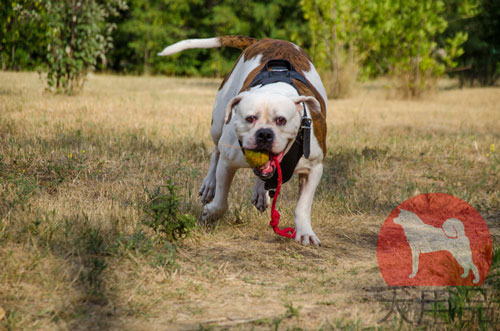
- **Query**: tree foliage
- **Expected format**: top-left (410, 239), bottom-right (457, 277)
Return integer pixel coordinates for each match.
top-left (108, 0), bottom-right (309, 76)
top-left (301, 0), bottom-right (474, 98)
top-left (1, 0), bottom-right (498, 95)
top-left (41, 0), bottom-right (126, 94)
top-left (0, 1), bottom-right (47, 70)
top-left (445, 0), bottom-right (500, 86)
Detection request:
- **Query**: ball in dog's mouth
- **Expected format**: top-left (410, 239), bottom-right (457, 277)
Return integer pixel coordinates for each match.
top-left (244, 149), bottom-right (285, 179)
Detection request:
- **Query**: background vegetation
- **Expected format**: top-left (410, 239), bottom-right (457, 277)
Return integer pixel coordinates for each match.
top-left (1, 0), bottom-right (500, 96)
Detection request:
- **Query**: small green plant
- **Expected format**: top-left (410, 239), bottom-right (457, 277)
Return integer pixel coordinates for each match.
top-left (152, 242), bottom-right (178, 269)
top-left (144, 178), bottom-right (196, 242)
top-left (425, 246), bottom-right (500, 329)
top-left (284, 302), bottom-right (302, 319)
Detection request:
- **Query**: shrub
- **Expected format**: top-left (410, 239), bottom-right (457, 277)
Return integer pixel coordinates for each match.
top-left (41, 0), bottom-right (126, 94)
top-left (144, 178), bottom-right (196, 242)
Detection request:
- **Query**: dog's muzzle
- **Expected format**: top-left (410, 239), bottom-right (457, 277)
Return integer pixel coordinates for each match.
top-left (255, 128), bottom-right (274, 151)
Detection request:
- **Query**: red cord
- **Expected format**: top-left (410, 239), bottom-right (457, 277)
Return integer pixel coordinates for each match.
top-left (269, 155), bottom-right (296, 239)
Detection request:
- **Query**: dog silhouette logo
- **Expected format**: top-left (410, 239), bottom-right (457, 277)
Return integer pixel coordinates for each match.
top-left (393, 209), bottom-right (480, 283)
top-left (377, 193), bottom-right (492, 286)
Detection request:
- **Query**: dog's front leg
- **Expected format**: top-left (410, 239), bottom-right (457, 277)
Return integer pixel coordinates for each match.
top-left (294, 162), bottom-right (322, 246)
top-left (409, 246), bottom-right (419, 278)
top-left (251, 178), bottom-right (269, 212)
top-left (199, 146), bottom-right (219, 204)
top-left (201, 157), bottom-right (236, 222)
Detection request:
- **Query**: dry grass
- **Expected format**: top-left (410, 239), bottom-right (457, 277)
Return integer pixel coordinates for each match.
top-left (0, 71), bottom-right (499, 330)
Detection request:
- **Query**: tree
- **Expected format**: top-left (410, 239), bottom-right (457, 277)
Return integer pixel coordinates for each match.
top-left (377, 0), bottom-right (469, 97)
top-left (114, 0), bottom-right (196, 75)
top-left (445, 0), bottom-right (500, 86)
top-left (0, 1), bottom-right (47, 70)
top-left (301, 0), bottom-right (470, 98)
top-left (301, 0), bottom-right (360, 98)
top-left (41, 0), bottom-right (126, 94)
top-left (108, 0), bottom-right (309, 77)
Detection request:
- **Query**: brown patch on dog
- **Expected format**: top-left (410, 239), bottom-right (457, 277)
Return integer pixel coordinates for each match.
top-left (220, 38), bottom-right (311, 91)
top-left (244, 39), bottom-right (312, 73)
top-left (219, 35), bottom-right (258, 50)
top-left (295, 81), bottom-right (327, 156)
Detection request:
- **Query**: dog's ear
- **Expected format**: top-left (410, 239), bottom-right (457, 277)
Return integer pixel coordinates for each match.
top-left (292, 96), bottom-right (321, 115)
top-left (225, 95), bottom-right (244, 124)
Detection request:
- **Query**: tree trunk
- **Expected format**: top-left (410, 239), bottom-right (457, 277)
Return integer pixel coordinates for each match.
top-left (0, 44), bottom-right (5, 70)
top-left (412, 21), bottom-right (423, 98)
top-left (144, 48), bottom-right (150, 75)
top-left (10, 45), bottom-right (16, 70)
top-left (330, 5), bottom-right (340, 98)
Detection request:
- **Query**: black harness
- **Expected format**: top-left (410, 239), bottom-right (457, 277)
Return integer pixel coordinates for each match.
top-left (240, 59), bottom-right (313, 192)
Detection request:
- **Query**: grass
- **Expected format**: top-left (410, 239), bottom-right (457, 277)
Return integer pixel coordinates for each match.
top-left (0, 71), bottom-right (499, 330)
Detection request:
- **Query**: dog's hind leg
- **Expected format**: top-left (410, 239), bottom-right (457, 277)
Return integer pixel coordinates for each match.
top-left (458, 255), bottom-right (480, 283)
top-left (409, 246), bottom-right (420, 278)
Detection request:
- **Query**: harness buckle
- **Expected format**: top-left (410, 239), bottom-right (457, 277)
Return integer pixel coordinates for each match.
top-left (301, 117), bottom-right (312, 129)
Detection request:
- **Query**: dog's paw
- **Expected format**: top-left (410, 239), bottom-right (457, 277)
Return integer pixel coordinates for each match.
top-left (199, 175), bottom-right (216, 204)
top-left (251, 181), bottom-right (269, 212)
top-left (294, 228), bottom-right (321, 246)
top-left (201, 203), bottom-right (226, 223)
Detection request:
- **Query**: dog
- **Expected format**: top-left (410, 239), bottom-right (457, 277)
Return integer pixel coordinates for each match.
top-left (393, 209), bottom-right (480, 283)
top-left (159, 36), bottom-right (327, 245)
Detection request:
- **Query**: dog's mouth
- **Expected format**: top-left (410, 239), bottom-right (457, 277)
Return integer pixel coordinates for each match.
top-left (245, 150), bottom-right (285, 179)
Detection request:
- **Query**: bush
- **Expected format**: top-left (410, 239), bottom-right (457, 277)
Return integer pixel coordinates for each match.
top-left (41, 0), bottom-right (126, 94)
top-left (144, 178), bottom-right (196, 242)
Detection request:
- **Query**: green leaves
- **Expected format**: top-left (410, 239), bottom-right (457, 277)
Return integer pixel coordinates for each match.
top-left (302, 0), bottom-right (473, 98)
top-left (143, 178), bottom-right (197, 242)
top-left (39, 0), bottom-right (126, 94)
top-left (2, 0), bottom-right (496, 90)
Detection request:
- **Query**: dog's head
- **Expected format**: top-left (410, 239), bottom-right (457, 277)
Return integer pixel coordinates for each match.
top-left (393, 209), bottom-right (416, 226)
top-left (225, 91), bottom-right (321, 178)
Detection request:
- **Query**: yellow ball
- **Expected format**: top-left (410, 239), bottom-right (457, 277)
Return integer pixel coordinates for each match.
top-left (244, 150), bottom-right (269, 168)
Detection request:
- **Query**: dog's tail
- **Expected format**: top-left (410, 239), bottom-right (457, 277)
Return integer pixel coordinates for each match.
top-left (442, 218), bottom-right (466, 239)
top-left (158, 35), bottom-right (257, 56)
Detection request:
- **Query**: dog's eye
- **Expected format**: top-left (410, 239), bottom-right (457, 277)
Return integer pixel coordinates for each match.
top-left (275, 117), bottom-right (287, 126)
top-left (245, 116), bottom-right (257, 124)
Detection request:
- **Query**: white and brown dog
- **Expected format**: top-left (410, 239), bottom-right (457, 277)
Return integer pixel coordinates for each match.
top-left (159, 36), bottom-right (327, 245)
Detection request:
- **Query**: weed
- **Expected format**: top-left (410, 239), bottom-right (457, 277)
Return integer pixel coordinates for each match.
top-left (197, 324), bottom-right (215, 331)
top-left (143, 177), bottom-right (196, 242)
top-left (422, 247), bottom-right (500, 328)
top-left (271, 316), bottom-right (283, 331)
top-left (116, 229), bottom-right (154, 255)
top-left (152, 242), bottom-right (177, 269)
top-left (284, 301), bottom-right (302, 319)
top-left (77, 228), bottom-right (109, 303)
top-left (319, 318), bottom-right (362, 330)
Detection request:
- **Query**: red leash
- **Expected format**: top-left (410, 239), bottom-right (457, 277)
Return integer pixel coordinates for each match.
top-left (269, 155), bottom-right (296, 239)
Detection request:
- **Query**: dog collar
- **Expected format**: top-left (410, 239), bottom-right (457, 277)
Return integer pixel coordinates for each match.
top-left (241, 59), bottom-right (313, 190)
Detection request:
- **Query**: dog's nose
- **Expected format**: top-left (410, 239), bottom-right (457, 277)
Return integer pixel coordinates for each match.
top-left (255, 128), bottom-right (274, 146)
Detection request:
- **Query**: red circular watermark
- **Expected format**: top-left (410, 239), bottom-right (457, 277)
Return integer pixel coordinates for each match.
top-left (377, 193), bottom-right (492, 286)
